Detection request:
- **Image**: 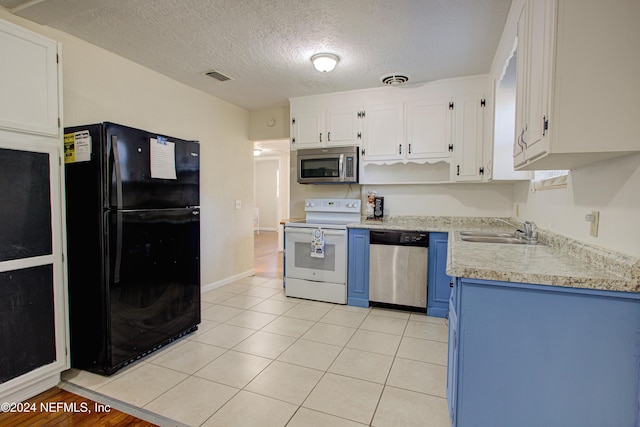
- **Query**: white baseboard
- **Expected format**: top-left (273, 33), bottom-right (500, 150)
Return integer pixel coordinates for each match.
top-left (257, 227), bottom-right (278, 232)
top-left (201, 269), bottom-right (256, 293)
top-left (1, 372), bottom-right (60, 404)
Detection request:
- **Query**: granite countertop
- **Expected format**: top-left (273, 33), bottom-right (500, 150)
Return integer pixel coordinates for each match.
top-left (349, 216), bottom-right (640, 294)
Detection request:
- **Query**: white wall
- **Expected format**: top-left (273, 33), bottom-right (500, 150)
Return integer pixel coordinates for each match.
top-left (361, 184), bottom-right (514, 217)
top-left (1, 9), bottom-right (254, 286)
top-left (249, 106), bottom-right (290, 141)
top-left (513, 154), bottom-right (640, 257)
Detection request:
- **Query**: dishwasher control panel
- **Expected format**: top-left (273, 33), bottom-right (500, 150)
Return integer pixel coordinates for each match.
top-left (370, 230), bottom-right (428, 247)
top-left (400, 232), bottom-right (428, 244)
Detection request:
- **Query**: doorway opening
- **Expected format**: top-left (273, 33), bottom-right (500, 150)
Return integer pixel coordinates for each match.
top-left (253, 139), bottom-right (289, 279)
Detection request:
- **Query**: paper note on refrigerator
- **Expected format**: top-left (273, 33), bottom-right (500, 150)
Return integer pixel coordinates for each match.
top-left (150, 137), bottom-right (177, 179)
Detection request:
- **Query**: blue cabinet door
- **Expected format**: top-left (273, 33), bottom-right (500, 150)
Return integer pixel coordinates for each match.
top-left (427, 232), bottom-right (452, 317)
top-left (453, 278), bottom-right (640, 427)
top-left (347, 228), bottom-right (369, 307)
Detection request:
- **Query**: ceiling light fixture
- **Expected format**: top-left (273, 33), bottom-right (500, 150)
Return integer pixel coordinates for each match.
top-left (253, 148), bottom-right (262, 157)
top-left (311, 53), bottom-right (339, 72)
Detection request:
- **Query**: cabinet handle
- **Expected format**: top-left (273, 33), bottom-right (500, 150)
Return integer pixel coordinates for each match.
top-left (457, 165), bottom-right (460, 176)
top-left (399, 144), bottom-right (402, 155)
top-left (408, 143), bottom-right (412, 154)
top-left (449, 280), bottom-right (454, 288)
top-left (319, 133), bottom-right (322, 143)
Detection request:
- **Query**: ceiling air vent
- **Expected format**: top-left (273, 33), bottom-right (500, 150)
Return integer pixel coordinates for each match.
top-left (204, 70), bottom-right (233, 82)
top-left (380, 74), bottom-right (410, 86)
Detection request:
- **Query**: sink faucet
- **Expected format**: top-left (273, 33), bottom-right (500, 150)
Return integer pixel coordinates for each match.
top-left (523, 221), bottom-right (538, 244)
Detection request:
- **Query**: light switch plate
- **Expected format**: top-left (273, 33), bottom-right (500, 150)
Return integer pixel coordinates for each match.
top-left (235, 200), bottom-right (241, 210)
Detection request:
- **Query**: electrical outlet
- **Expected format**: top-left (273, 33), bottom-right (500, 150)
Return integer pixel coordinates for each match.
top-left (589, 211), bottom-right (600, 237)
top-left (235, 200), bottom-right (241, 210)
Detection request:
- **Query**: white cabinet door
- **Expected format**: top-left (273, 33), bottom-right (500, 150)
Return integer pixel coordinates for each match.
top-left (326, 107), bottom-right (360, 147)
top-left (291, 108), bottom-right (360, 149)
top-left (361, 103), bottom-right (404, 162)
top-left (405, 98), bottom-right (453, 160)
top-left (520, 0), bottom-right (549, 161)
top-left (513, 2), bottom-right (529, 168)
top-left (452, 95), bottom-right (485, 182)
top-left (0, 19), bottom-right (59, 137)
top-left (291, 110), bottom-right (323, 148)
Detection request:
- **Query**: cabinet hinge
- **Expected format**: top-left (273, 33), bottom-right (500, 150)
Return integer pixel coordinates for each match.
top-left (543, 116), bottom-right (549, 136)
top-left (479, 166), bottom-right (485, 175)
top-left (56, 54), bottom-right (59, 64)
top-left (291, 117), bottom-right (295, 125)
top-left (449, 102), bottom-right (454, 110)
top-left (361, 148), bottom-right (365, 156)
top-left (480, 99), bottom-right (486, 107)
top-left (357, 132), bottom-right (362, 139)
top-left (448, 144), bottom-right (454, 152)
top-left (58, 117), bottom-right (61, 128)
top-left (358, 111), bottom-right (365, 118)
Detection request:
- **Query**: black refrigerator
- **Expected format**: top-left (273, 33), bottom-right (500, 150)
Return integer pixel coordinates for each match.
top-left (64, 122), bottom-right (200, 375)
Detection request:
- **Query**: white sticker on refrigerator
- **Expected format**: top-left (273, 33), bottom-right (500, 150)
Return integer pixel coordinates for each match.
top-left (150, 137), bottom-right (177, 180)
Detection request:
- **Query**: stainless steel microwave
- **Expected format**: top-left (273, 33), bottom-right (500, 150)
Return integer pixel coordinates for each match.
top-left (297, 146), bottom-right (359, 184)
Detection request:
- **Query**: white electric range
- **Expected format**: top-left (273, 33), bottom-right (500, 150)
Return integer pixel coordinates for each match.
top-left (284, 198), bottom-right (361, 304)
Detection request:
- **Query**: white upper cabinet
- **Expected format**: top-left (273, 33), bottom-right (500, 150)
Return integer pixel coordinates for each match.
top-left (405, 98), bottom-right (453, 161)
top-left (290, 106), bottom-right (360, 149)
top-left (289, 75), bottom-right (491, 183)
top-left (514, 0), bottom-right (640, 170)
top-left (452, 95), bottom-right (485, 182)
top-left (362, 98), bottom-right (454, 164)
top-left (0, 19), bottom-right (60, 137)
top-left (361, 102), bottom-right (404, 162)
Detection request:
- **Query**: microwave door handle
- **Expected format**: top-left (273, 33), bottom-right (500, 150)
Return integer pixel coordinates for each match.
top-left (339, 154), bottom-right (344, 182)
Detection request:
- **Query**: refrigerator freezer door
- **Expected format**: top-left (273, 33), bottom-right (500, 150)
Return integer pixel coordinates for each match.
top-left (106, 207), bottom-right (200, 370)
top-left (105, 122), bottom-right (199, 209)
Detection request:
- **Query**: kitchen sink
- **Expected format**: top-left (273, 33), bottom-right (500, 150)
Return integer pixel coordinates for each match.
top-left (460, 235), bottom-right (528, 244)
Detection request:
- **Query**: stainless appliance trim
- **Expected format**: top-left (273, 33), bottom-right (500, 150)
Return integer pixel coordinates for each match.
top-left (297, 146), bottom-right (358, 184)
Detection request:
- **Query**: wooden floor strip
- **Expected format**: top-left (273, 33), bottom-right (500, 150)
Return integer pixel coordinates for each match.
top-left (254, 230), bottom-right (283, 279)
top-left (0, 387), bottom-right (158, 426)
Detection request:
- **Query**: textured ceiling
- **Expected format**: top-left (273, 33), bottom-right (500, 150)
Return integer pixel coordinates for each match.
top-left (3, 0), bottom-right (512, 111)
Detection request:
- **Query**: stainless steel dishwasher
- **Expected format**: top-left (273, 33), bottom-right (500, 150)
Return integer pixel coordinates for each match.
top-left (369, 230), bottom-right (428, 309)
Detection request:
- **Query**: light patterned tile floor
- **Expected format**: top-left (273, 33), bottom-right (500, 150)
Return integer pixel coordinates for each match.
top-left (62, 276), bottom-right (450, 427)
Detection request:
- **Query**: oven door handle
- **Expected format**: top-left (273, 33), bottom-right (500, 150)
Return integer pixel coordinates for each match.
top-left (286, 228), bottom-right (346, 237)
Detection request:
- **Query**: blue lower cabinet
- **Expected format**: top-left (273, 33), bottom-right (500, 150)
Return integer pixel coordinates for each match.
top-left (347, 228), bottom-right (369, 307)
top-left (427, 232), bottom-right (452, 318)
top-left (447, 277), bottom-right (640, 427)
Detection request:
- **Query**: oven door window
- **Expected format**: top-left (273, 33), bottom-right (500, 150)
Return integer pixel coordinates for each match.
top-left (285, 228), bottom-right (346, 283)
top-left (299, 157), bottom-right (340, 179)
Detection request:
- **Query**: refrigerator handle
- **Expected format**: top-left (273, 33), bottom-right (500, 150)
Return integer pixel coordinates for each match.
top-left (111, 135), bottom-right (123, 210)
top-left (114, 211), bottom-right (123, 284)
top-left (111, 134), bottom-right (123, 283)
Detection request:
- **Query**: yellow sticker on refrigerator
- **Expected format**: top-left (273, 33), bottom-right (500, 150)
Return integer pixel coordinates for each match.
top-left (64, 130), bottom-right (92, 163)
